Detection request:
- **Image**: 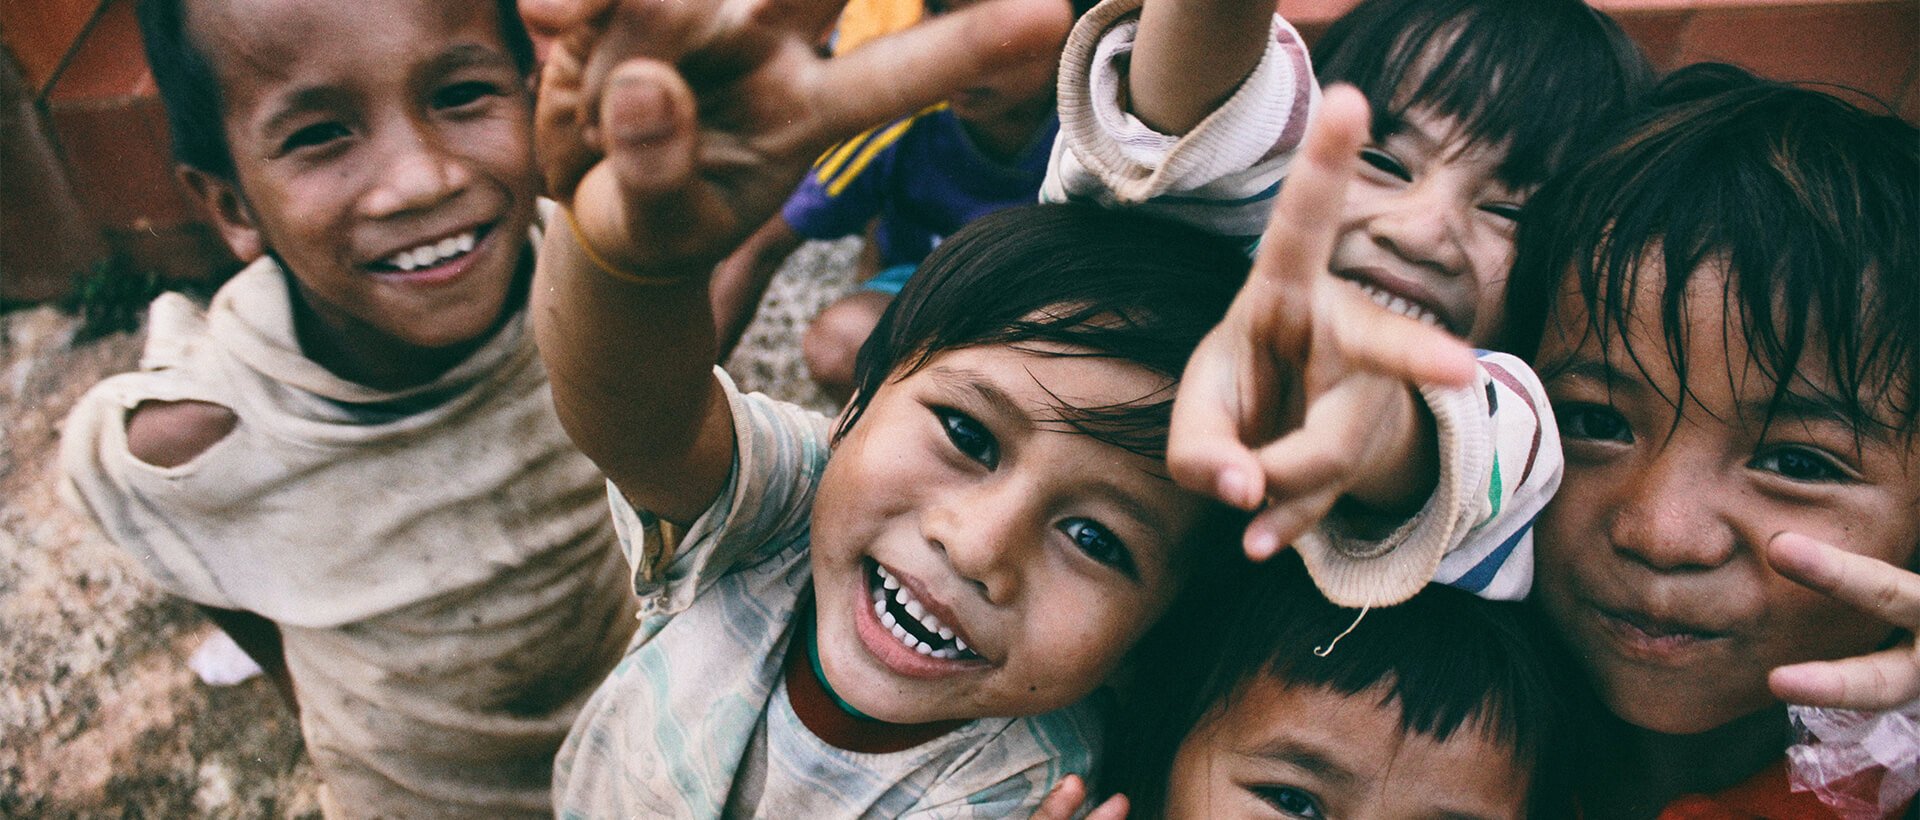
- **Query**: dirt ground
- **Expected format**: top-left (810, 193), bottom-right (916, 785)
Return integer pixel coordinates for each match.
top-left (0, 239), bottom-right (857, 816)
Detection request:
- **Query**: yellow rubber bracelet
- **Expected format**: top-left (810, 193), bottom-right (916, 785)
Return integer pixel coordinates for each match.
top-left (561, 207), bottom-right (701, 287)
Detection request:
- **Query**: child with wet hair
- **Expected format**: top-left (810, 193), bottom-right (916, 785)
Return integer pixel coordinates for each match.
top-left (1503, 64), bottom-right (1920, 816)
top-left (60, 0), bottom-right (638, 815)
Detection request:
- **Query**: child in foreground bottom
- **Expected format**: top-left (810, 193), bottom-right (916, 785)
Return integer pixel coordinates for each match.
top-left (1042, 552), bottom-right (1581, 820)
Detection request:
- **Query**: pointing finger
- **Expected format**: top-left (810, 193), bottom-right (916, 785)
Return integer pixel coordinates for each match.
top-left (1248, 85), bottom-right (1369, 342)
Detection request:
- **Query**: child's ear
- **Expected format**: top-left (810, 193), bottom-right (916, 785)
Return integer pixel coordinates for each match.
top-left (179, 166), bottom-right (264, 262)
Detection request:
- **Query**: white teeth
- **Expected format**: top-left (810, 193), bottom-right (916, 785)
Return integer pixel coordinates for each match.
top-left (1356, 282), bottom-right (1442, 328)
top-left (870, 563), bottom-right (971, 658)
top-left (382, 230), bottom-right (478, 271)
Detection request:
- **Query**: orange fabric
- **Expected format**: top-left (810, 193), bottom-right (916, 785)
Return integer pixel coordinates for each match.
top-left (833, 0), bottom-right (923, 53)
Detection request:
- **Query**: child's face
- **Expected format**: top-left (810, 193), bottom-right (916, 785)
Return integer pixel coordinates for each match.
top-left (1533, 261), bottom-right (1920, 734)
top-left (1162, 679), bottom-right (1528, 820)
top-left (191, 0), bottom-right (538, 352)
top-left (809, 343), bottom-right (1208, 723)
top-left (1332, 107), bottom-right (1525, 344)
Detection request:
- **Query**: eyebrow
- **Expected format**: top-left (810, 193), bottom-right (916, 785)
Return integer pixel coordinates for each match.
top-left (1244, 739), bottom-right (1508, 820)
top-left (256, 44), bottom-right (513, 140)
top-left (1241, 738), bottom-right (1357, 788)
top-left (425, 43), bottom-right (517, 76)
top-left (1747, 390), bottom-right (1859, 428)
top-left (1541, 357), bottom-right (1640, 394)
top-left (927, 365), bottom-right (1031, 429)
top-left (1554, 355), bottom-right (1895, 441)
top-left (258, 85), bottom-right (351, 140)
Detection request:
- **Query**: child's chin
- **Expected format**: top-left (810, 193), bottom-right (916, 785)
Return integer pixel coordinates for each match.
top-left (1606, 685), bottom-right (1754, 735)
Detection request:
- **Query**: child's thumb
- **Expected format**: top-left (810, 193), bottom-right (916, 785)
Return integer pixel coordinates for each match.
top-left (601, 59), bottom-right (697, 201)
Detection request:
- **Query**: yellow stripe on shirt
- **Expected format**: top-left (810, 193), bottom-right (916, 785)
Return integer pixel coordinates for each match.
top-left (824, 117), bottom-right (916, 197)
top-left (819, 103), bottom-right (949, 196)
top-left (812, 134), bottom-right (867, 181)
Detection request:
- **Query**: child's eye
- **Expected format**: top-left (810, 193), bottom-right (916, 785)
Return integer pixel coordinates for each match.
top-left (281, 122), bottom-right (350, 154)
top-left (433, 80), bottom-right (501, 110)
top-left (1358, 147), bottom-right (1411, 182)
top-left (1480, 201), bottom-right (1524, 222)
top-left (1751, 446), bottom-right (1850, 483)
top-left (1559, 404), bottom-right (1633, 443)
top-left (935, 408), bottom-right (998, 468)
top-left (1252, 785), bottom-right (1325, 819)
top-left (1060, 518), bottom-right (1136, 578)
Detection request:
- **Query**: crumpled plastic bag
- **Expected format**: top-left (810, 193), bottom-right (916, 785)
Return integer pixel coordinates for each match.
top-left (1787, 702), bottom-right (1920, 819)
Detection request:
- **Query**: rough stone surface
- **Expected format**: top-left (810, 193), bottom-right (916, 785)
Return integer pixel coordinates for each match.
top-left (0, 238), bottom-right (857, 814)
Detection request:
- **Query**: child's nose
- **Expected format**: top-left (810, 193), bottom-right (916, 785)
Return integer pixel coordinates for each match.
top-left (922, 482), bottom-right (1042, 605)
top-left (361, 125), bottom-right (471, 218)
top-left (1370, 186), bottom-right (1469, 276)
top-left (1606, 456), bottom-right (1738, 572)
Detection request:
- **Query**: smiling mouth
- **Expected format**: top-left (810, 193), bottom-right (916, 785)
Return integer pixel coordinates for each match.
top-left (1593, 603), bottom-right (1728, 658)
top-left (368, 225), bottom-right (491, 273)
top-left (868, 563), bottom-right (979, 661)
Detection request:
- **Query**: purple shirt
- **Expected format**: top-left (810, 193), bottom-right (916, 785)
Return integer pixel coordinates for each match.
top-left (781, 104), bottom-right (1059, 268)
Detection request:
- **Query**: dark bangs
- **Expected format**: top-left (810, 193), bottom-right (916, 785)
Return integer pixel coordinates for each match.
top-left (1506, 64), bottom-right (1920, 434)
top-left (1313, 0), bottom-right (1651, 188)
top-left (837, 203), bottom-right (1250, 460)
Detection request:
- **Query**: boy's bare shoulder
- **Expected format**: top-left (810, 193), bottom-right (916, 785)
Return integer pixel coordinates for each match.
top-left (125, 399), bottom-right (238, 468)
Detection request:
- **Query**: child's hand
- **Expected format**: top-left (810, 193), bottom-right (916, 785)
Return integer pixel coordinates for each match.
top-left (1167, 87), bottom-right (1478, 560)
top-left (1768, 532), bottom-right (1920, 710)
top-left (523, 0), bottom-right (1072, 279)
top-left (1033, 775), bottom-right (1130, 820)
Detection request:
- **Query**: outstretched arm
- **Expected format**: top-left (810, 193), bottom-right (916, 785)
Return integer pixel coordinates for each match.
top-left (523, 0), bottom-right (1074, 523)
top-left (1129, 0), bottom-right (1274, 134)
